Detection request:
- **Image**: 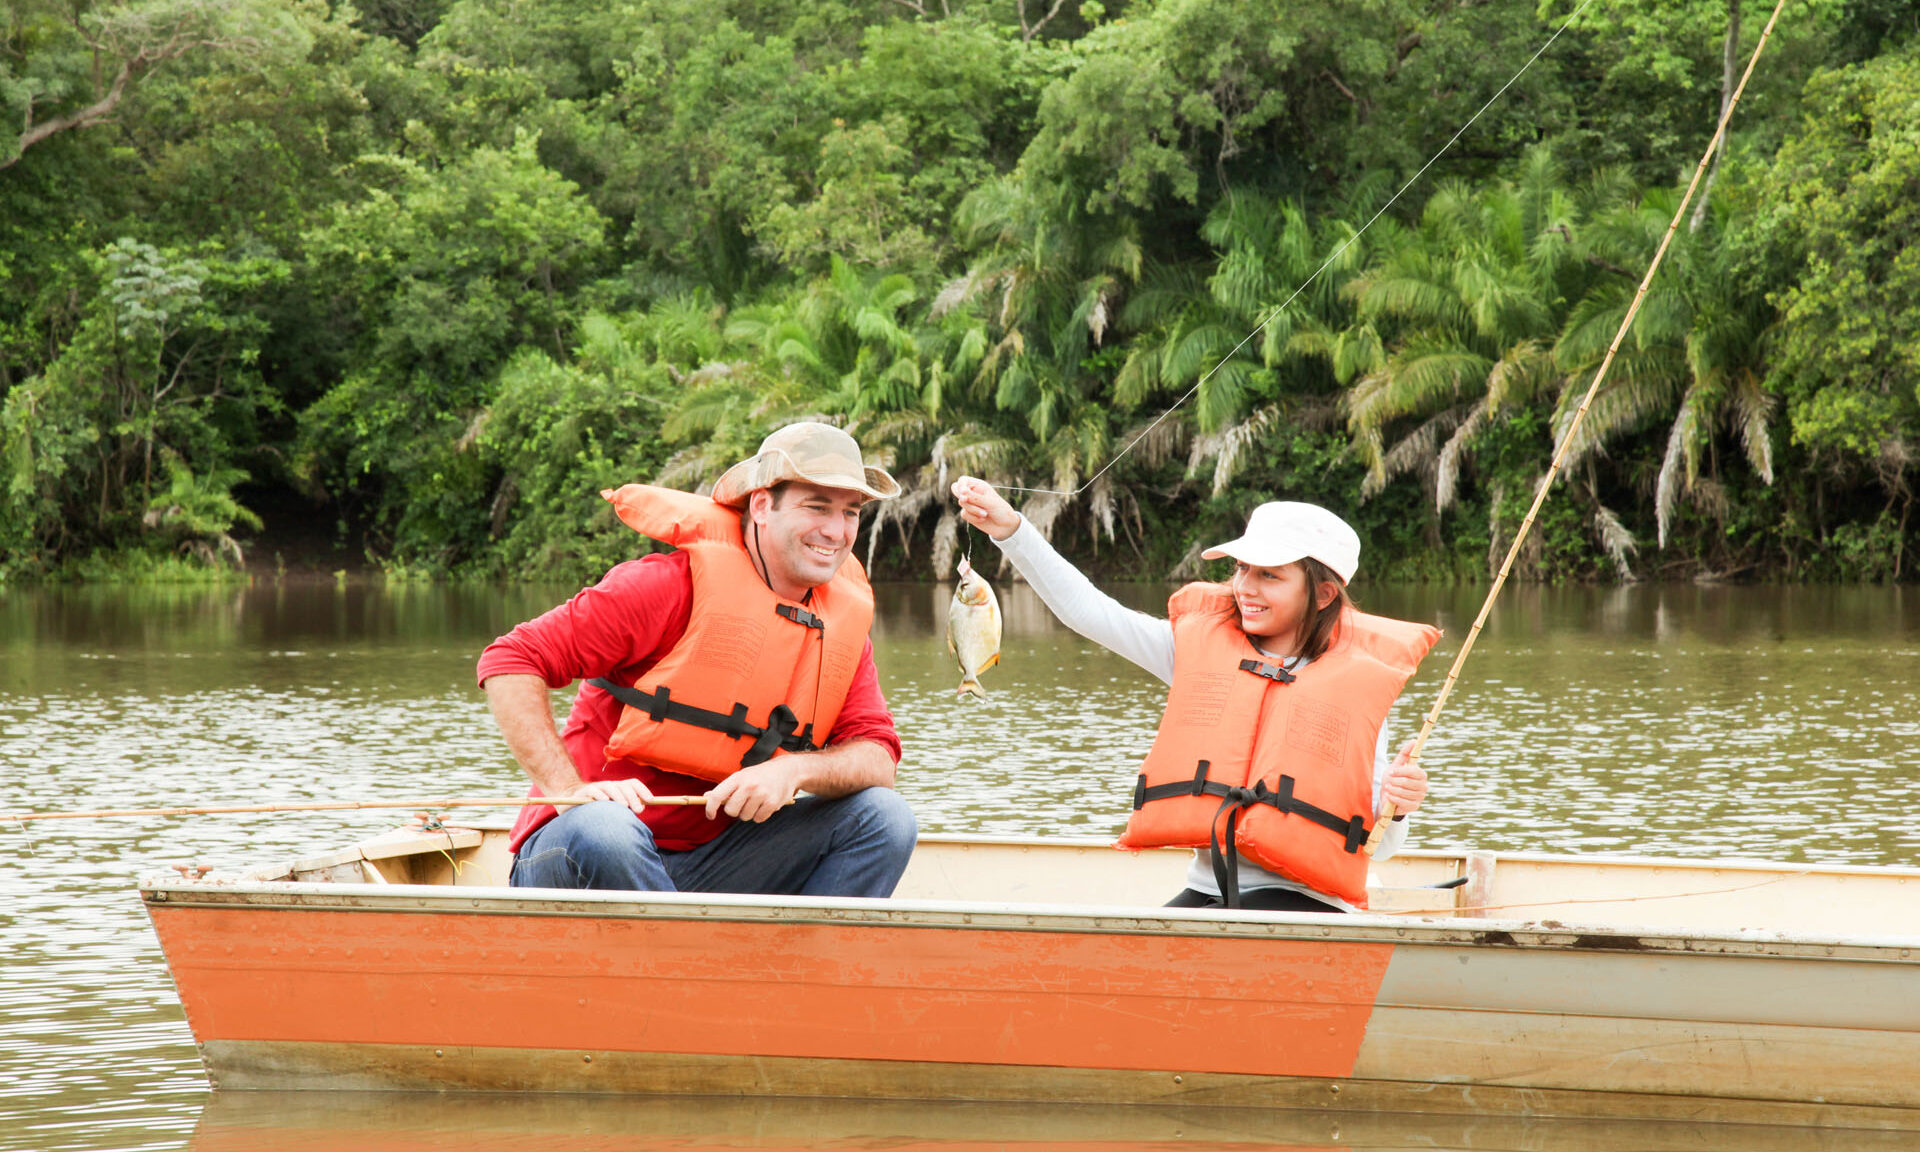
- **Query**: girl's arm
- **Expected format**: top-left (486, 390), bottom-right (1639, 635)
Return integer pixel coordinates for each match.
top-left (996, 519), bottom-right (1177, 683)
top-left (953, 477), bottom-right (1175, 683)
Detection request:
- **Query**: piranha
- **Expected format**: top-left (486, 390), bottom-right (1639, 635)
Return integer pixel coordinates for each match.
top-left (946, 556), bottom-right (1002, 700)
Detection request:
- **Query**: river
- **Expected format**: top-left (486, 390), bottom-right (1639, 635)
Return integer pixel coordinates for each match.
top-left (1, 577), bottom-right (1916, 1150)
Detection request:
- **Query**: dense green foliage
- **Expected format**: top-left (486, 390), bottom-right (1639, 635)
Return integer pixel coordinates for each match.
top-left (4, 0), bottom-right (1918, 584)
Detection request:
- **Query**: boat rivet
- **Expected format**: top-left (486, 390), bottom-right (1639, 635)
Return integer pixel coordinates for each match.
top-left (434, 1050), bottom-right (443, 1058)
top-left (1329, 1083), bottom-right (1341, 1094)
top-left (1328, 1027), bottom-right (1337, 1035)
top-left (583, 1055), bottom-right (593, 1064)
top-left (1172, 1075), bottom-right (1183, 1084)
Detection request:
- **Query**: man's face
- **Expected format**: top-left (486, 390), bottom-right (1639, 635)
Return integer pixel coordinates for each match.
top-left (747, 482), bottom-right (866, 599)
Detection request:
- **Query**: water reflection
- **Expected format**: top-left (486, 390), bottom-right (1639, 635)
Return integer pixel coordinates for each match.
top-left (2, 578), bottom-right (1917, 1151)
top-left (187, 1092), bottom-right (1918, 1151)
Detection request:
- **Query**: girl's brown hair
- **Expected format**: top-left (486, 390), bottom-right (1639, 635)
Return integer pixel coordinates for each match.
top-left (1293, 556), bottom-right (1352, 661)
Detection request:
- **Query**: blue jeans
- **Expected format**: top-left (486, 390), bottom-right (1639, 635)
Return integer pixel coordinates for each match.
top-left (508, 790), bottom-right (917, 898)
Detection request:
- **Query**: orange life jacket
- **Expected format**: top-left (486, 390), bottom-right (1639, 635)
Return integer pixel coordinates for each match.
top-left (592, 484), bottom-right (874, 782)
top-left (1116, 584), bottom-right (1440, 907)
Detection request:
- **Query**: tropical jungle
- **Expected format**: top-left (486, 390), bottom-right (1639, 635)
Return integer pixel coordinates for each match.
top-left (3, 0), bottom-right (1917, 585)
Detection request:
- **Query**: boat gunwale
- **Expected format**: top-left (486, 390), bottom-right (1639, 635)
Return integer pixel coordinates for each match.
top-left (915, 833), bottom-right (1920, 880)
top-left (404, 824), bottom-right (1920, 882)
top-left (137, 876), bottom-right (1920, 962)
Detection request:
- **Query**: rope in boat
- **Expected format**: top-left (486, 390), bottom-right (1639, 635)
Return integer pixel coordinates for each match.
top-left (994, 0), bottom-right (1596, 497)
top-left (1364, 0), bottom-right (1792, 853)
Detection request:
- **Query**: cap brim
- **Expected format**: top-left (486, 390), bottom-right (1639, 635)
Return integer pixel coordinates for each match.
top-left (1200, 538), bottom-right (1309, 568)
top-left (709, 453), bottom-right (901, 507)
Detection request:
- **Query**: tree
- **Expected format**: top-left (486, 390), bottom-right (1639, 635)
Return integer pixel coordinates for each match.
top-left (1340, 152), bottom-right (1581, 512)
top-left (1017, 0), bottom-right (1420, 215)
top-left (295, 133), bottom-right (608, 565)
top-left (1553, 186), bottom-right (1777, 551)
top-left (0, 237), bottom-right (283, 573)
top-left (2, 0), bottom-right (305, 169)
top-left (1762, 44), bottom-right (1920, 507)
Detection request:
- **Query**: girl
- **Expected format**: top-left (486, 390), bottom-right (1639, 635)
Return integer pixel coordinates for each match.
top-left (951, 476), bottom-right (1437, 913)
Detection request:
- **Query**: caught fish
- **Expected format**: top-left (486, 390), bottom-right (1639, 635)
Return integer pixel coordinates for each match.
top-left (946, 556), bottom-right (1002, 700)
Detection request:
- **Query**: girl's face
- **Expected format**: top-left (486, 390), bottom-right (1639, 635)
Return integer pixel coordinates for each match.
top-left (1229, 560), bottom-right (1336, 649)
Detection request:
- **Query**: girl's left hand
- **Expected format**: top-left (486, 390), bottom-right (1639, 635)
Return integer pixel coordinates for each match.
top-left (1382, 738), bottom-right (1427, 816)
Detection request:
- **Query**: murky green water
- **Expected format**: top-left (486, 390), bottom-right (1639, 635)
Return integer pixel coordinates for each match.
top-left (2, 578), bottom-right (1916, 1150)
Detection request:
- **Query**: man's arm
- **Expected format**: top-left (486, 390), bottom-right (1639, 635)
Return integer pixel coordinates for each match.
top-left (477, 556), bottom-right (692, 815)
top-left (483, 675), bottom-right (658, 814)
top-left (703, 738), bottom-right (896, 822)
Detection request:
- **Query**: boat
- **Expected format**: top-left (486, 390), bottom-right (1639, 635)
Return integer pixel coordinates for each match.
top-left (142, 822), bottom-right (1920, 1130)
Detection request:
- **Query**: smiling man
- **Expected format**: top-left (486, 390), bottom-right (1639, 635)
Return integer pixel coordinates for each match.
top-left (478, 423), bottom-right (917, 897)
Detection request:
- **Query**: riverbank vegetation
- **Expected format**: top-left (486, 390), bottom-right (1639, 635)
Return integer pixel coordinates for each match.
top-left (4, 0), bottom-right (1917, 584)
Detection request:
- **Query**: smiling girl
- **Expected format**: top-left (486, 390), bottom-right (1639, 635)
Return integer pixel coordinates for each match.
top-left (951, 477), bottom-right (1440, 913)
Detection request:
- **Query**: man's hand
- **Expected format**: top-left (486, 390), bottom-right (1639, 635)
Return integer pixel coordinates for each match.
top-left (569, 776), bottom-right (659, 816)
top-left (705, 759), bottom-right (805, 823)
top-left (1381, 738), bottom-right (1428, 817)
top-left (951, 476), bottom-right (1021, 541)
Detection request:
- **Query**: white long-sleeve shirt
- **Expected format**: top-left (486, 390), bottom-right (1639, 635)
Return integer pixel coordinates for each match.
top-left (993, 518), bottom-right (1408, 911)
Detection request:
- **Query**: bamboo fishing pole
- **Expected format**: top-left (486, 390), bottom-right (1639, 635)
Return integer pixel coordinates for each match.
top-left (1, 794), bottom-right (709, 824)
top-left (1366, 0), bottom-right (1792, 854)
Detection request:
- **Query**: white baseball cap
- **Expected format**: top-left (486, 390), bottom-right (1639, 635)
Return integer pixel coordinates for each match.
top-left (1201, 501), bottom-right (1361, 584)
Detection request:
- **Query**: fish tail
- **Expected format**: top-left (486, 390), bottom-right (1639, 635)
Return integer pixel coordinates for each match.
top-left (957, 678), bottom-right (986, 700)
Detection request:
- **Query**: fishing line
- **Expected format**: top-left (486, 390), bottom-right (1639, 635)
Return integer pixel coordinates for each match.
top-left (994, 0), bottom-right (1597, 498)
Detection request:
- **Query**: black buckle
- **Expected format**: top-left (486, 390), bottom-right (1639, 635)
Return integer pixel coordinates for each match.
top-left (1344, 815), bottom-right (1368, 854)
top-left (1238, 658), bottom-right (1295, 684)
top-left (776, 604), bottom-right (824, 630)
top-left (741, 704), bottom-right (800, 766)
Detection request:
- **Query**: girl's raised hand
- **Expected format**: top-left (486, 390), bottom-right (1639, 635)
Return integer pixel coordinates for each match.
top-left (1382, 738), bottom-right (1428, 816)
top-left (950, 476), bottom-right (1022, 541)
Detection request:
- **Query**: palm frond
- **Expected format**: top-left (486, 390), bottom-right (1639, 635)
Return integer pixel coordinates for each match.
top-left (1592, 502), bottom-right (1638, 579)
top-left (1655, 400), bottom-right (1696, 549)
top-left (1436, 398), bottom-right (1489, 512)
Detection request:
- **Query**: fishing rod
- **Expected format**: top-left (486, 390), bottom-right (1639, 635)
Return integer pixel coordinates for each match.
top-left (1, 794), bottom-right (708, 824)
top-left (1364, 0), bottom-right (1794, 853)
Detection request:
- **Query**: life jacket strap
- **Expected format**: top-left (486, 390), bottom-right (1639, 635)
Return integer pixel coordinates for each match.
top-left (1135, 761), bottom-right (1372, 905)
top-left (588, 679), bottom-right (820, 767)
top-left (1238, 658), bottom-right (1296, 684)
top-left (776, 604), bottom-right (825, 630)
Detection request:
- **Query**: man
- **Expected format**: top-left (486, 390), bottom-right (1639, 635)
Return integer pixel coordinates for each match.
top-left (478, 422), bottom-right (917, 897)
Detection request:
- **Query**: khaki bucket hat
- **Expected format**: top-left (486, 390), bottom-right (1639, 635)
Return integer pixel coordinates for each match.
top-left (709, 422), bottom-right (901, 508)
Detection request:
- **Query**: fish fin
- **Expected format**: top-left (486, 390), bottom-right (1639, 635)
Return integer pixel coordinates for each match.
top-left (981, 652), bottom-right (1001, 671)
top-left (957, 678), bottom-right (985, 700)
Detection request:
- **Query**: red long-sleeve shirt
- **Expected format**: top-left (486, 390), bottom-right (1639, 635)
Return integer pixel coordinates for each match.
top-left (477, 550), bottom-right (901, 852)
